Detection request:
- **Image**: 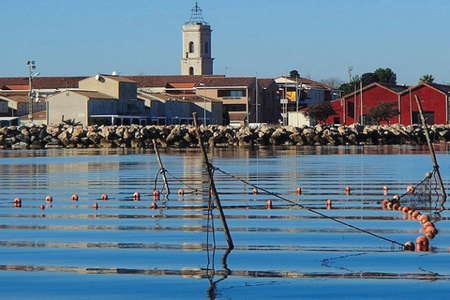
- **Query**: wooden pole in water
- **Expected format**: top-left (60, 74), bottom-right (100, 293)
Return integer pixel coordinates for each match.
top-left (414, 95), bottom-right (447, 210)
top-left (192, 112), bottom-right (234, 250)
top-left (153, 139), bottom-right (170, 195)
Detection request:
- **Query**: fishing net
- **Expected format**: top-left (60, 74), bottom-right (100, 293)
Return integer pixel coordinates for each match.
top-left (396, 169), bottom-right (444, 214)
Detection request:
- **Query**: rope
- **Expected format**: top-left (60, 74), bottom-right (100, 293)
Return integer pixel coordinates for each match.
top-left (211, 164), bottom-right (405, 248)
top-left (165, 170), bottom-right (202, 193)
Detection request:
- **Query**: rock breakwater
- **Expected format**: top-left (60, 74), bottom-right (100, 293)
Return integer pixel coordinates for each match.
top-left (0, 124), bottom-right (449, 150)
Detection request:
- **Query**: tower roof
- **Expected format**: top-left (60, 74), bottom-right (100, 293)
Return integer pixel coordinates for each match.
top-left (185, 2), bottom-right (208, 25)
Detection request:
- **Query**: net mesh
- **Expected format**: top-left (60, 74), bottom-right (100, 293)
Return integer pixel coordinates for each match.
top-left (398, 170), bottom-right (442, 214)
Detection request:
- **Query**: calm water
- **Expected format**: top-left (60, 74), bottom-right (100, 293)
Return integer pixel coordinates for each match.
top-left (0, 145), bottom-right (449, 299)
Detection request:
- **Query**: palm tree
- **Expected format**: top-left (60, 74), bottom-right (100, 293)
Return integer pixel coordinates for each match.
top-left (420, 74), bottom-right (434, 84)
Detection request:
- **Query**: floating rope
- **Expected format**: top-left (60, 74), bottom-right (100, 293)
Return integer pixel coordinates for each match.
top-left (210, 163), bottom-right (405, 248)
top-left (165, 169), bottom-right (202, 194)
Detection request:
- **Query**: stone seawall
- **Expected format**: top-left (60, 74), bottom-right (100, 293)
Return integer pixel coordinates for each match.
top-left (1, 124), bottom-right (449, 150)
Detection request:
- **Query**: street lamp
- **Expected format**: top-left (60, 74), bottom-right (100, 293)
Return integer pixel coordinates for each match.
top-left (26, 60), bottom-right (38, 123)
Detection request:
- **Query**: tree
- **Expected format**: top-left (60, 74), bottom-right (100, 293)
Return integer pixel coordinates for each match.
top-left (307, 101), bottom-right (336, 123)
top-left (361, 72), bottom-right (378, 86)
top-left (289, 70), bottom-right (300, 78)
top-left (374, 68), bottom-right (397, 85)
top-left (420, 74), bottom-right (434, 84)
top-left (320, 77), bottom-right (343, 89)
top-left (366, 102), bottom-right (399, 125)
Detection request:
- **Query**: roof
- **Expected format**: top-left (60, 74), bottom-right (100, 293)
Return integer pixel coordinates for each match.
top-left (258, 78), bottom-right (276, 89)
top-left (342, 82), bottom-right (407, 99)
top-left (429, 83), bottom-right (450, 94)
top-left (71, 90), bottom-right (116, 99)
top-left (126, 75), bottom-right (225, 88)
top-left (275, 76), bottom-right (333, 90)
top-left (1, 84), bottom-right (29, 90)
top-left (0, 91), bottom-right (30, 103)
top-left (0, 76), bottom-right (84, 89)
top-left (100, 75), bottom-right (136, 84)
top-left (199, 77), bottom-right (256, 87)
top-left (167, 82), bottom-right (196, 89)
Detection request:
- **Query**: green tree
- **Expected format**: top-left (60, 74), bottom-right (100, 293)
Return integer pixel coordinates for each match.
top-left (307, 101), bottom-right (336, 123)
top-left (361, 72), bottom-right (378, 86)
top-left (420, 74), bottom-right (434, 83)
top-left (289, 70), bottom-right (300, 78)
top-left (366, 102), bottom-right (399, 124)
top-left (374, 68), bottom-right (397, 85)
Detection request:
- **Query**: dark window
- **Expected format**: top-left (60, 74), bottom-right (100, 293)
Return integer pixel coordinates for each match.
top-left (225, 104), bottom-right (246, 111)
top-left (189, 41), bottom-right (194, 53)
top-left (218, 89), bottom-right (246, 98)
top-left (204, 42), bottom-right (209, 54)
top-left (412, 111), bottom-right (434, 125)
top-left (347, 102), bottom-right (354, 119)
top-left (333, 117), bottom-right (340, 124)
top-left (189, 67), bottom-right (194, 75)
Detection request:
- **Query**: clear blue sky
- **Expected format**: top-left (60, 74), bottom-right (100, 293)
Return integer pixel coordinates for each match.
top-left (1, 0), bottom-right (449, 85)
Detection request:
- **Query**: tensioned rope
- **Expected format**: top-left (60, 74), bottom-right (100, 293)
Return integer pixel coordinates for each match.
top-left (209, 163), bottom-right (405, 248)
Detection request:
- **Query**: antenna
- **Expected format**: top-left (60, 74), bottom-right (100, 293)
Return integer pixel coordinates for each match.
top-left (186, 1), bottom-right (208, 25)
top-left (347, 66), bottom-right (353, 83)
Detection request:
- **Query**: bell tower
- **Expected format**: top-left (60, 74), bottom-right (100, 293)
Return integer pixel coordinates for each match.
top-left (181, 2), bottom-right (213, 75)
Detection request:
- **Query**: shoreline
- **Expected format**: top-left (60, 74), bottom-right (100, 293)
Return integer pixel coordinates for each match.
top-left (0, 123), bottom-right (449, 150)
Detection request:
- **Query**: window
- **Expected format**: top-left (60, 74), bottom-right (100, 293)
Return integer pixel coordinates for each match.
top-left (347, 102), bottom-right (354, 119)
top-left (217, 89), bottom-right (246, 98)
top-left (225, 104), bottom-right (246, 111)
top-left (333, 117), bottom-right (340, 124)
top-left (412, 111), bottom-right (434, 125)
top-left (189, 41), bottom-right (194, 53)
top-left (189, 67), bottom-right (194, 75)
top-left (204, 42), bottom-right (209, 54)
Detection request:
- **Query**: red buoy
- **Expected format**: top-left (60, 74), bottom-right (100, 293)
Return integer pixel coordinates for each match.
top-left (326, 199), bottom-right (332, 210)
top-left (419, 214), bottom-right (430, 224)
top-left (13, 197), bottom-right (22, 208)
top-left (101, 193), bottom-right (108, 200)
top-left (392, 202), bottom-right (400, 210)
top-left (266, 200), bottom-right (273, 209)
top-left (415, 236), bottom-right (429, 252)
top-left (71, 193), bottom-right (79, 201)
top-left (153, 190), bottom-right (160, 198)
top-left (39, 204), bottom-right (45, 210)
top-left (383, 186), bottom-right (389, 195)
top-left (92, 202), bottom-right (99, 210)
top-left (381, 199), bottom-right (389, 209)
top-left (403, 241), bottom-right (415, 251)
top-left (45, 195), bottom-right (53, 203)
top-left (344, 186), bottom-right (351, 194)
top-left (252, 187), bottom-right (258, 195)
top-left (296, 187), bottom-right (302, 195)
top-left (133, 192), bottom-right (140, 201)
top-left (178, 188), bottom-right (185, 196)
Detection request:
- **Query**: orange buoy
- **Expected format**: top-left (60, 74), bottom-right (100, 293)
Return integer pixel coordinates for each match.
top-left (13, 198), bottom-right (22, 208)
top-left (101, 193), bottom-right (108, 201)
top-left (411, 210), bottom-right (421, 220)
top-left (326, 199), bottom-right (332, 210)
top-left (178, 188), bottom-right (185, 196)
top-left (401, 206), bottom-right (410, 213)
top-left (252, 187), bottom-right (258, 195)
top-left (397, 205), bottom-right (404, 212)
top-left (392, 202), bottom-right (400, 210)
top-left (419, 214), bottom-right (430, 224)
top-left (133, 192), bottom-right (140, 201)
top-left (415, 236), bottom-right (429, 252)
top-left (383, 186), bottom-right (389, 195)
top-left (406, 185), bottom-right (415, 193)
top-left (39, 204), bottom-right (45, 210)
top-left (381, 199), bottom-right (389, 209)
top-left (151, 201), bottom-right (158, 209)
top-left (296, 187), bottom-right (302, 195)
top-left (266, 200), bottom-right (273, 209)
top-left (92, 202), bottom-right (99, 209)
top-left (403, 241), bottom-right (415, 251)
top-left (45, 195), bottom-right (53, 203)
top-left (153, 190), bottom-right (160, 198)
top-left (386, 201), bottom-right (393, 210)
top-left (71, 193), bottom-right (79, 201)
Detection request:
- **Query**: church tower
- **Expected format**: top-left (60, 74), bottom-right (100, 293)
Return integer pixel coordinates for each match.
top-left (181, 2), bottom-right (213, 75)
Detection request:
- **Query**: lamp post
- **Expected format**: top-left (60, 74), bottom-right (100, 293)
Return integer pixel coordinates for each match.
top-left (26, 60), bottom-right (37, 123)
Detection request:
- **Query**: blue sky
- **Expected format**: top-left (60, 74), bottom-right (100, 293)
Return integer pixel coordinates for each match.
top-left (1, 0), bottom-right (449, 85)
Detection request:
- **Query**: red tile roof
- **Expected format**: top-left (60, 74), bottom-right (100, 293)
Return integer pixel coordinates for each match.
top-left (0, 91), bottom-right (30, 103)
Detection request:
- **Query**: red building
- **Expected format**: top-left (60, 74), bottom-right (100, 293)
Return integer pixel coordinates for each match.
top-left (327, 82), bottom-right (450, 125)
top-left (399, 83), bottom-right (450, 125)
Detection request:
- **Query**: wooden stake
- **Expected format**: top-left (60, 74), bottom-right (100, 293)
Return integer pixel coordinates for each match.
top-left (415, 95), bottom-right (447, 210)
top-left (153, 139), bottom-right (170, 195)
top-left (192, 112), bottom-right (234, 249)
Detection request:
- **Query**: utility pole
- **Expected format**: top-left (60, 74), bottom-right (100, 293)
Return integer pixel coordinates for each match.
top-left (26, 60), bottom-right (37, 123)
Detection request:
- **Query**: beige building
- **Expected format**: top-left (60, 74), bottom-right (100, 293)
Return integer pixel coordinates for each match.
top-left (47, 75), bottom-right (146, 126)
top-left (181, 3), bottom-right (213, 75)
